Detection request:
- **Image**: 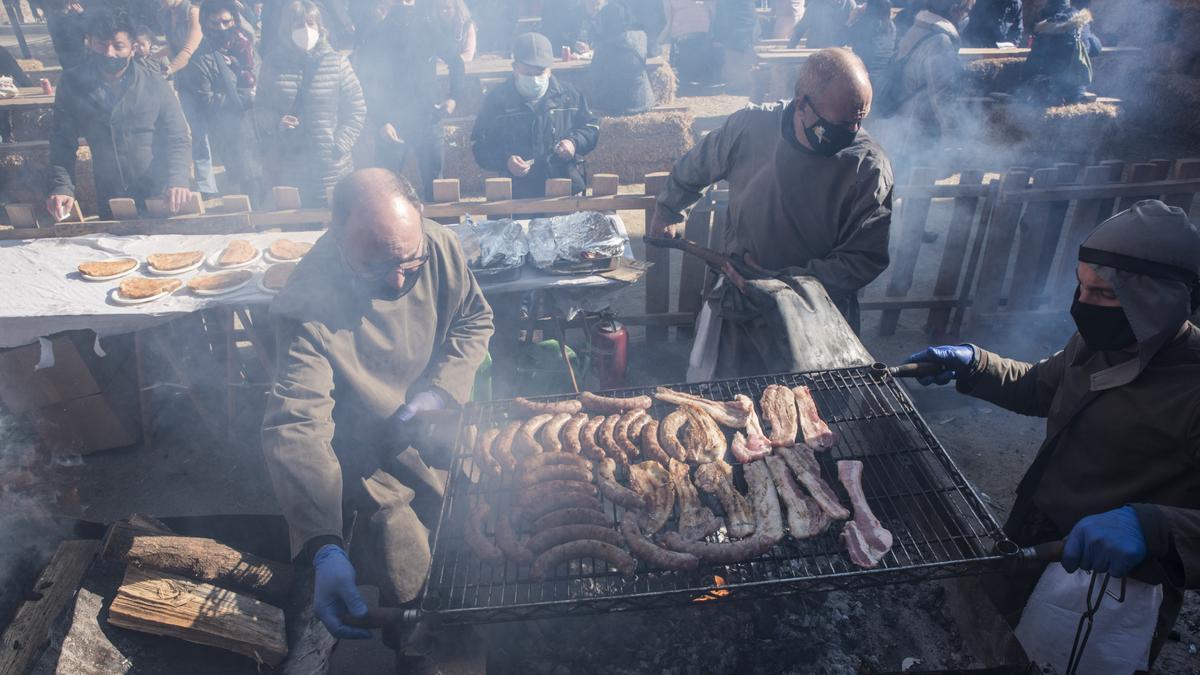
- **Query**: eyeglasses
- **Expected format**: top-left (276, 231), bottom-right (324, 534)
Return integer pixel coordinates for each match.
top-left (339, 236), bottom-right (431, 280)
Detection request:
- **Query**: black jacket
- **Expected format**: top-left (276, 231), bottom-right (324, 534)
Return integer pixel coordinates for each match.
top-left (354, 3), bottom-right (464, 134)
top-left (540, 0), bottom-right (600, 51)
top-left (962, 0), bottom-right (1022, 47)
top-left (49, 59), bottom-right (191, 212)
top-left (590, 30), bottom-right (656, 115)
top-left (176, 40), bottom-right (261, 187)
top-left (471, 75), bottom-right (600, 198)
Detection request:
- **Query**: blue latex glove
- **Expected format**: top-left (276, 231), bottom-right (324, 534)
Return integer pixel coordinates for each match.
top-left (312, 544), bottom-right (372, 639)
top-left (1062, 506), bottom-right (1148, 579)
top-left (904, 345), bottom-right (976, 386)
top-left (394, 389), bottom-right (446, 424)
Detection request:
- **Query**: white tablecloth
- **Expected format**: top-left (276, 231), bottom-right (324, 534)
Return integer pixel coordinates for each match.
top-left (0, 220), bottom-right (634, 349)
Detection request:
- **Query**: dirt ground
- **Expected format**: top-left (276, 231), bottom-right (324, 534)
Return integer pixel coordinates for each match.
top-left (3, 22), bottom-right (1200, 674)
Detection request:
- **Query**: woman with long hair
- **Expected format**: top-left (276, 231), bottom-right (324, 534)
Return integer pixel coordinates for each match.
top-left (434, 0), bottom-right (476, 62)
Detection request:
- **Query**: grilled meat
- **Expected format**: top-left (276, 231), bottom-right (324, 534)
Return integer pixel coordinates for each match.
top-left (628, 460), bottom-right (674, 534)
top-left (640, 419), bottom-right (671, 464)
top-left (658, 409), bottom-right (690, 461)
top-left (580, 416), bottom-right (607, 460)
top-left (595, 457), bottom-right (647, 510)
top-left (621, 518), bottom-right (699, 571)
top-left (793, 385), bottom-right (837, 449)
top-left (516, 414), bottom-right (554, 456)
top-left (513, 397), bottom-right (583, 416)
top-left (668, 458), bottom-right (722, 540)
top-left (759, 384), bottom-right (799, 446)
top-left (492, 421), bottom-right (523, 471)
top-left (654, 387), bottom-right (753, 427)
top-left (532, 508), bottom-right (612, 532)
top-left (765, 455), bottom-right (830, 539)
top-left (540, 413), bottom-right (573, 452)
top-left (778, 445), bottom-right (850, 520)
top-left (662, 459), bottom-right (783, 562)
top-left (681, 404), bottom-right (727, 464)
top-left (838, 460), bottom-right (894, 568)
top-left (561, 413), bottom-right (589, 454)
top-left (531, 540), bottom-right (637, 580)
top-left (579, 391), bottom-right (653, 414)
top-left (465, 500), bottom-right (503, 563)
top-left (694, 460), bottom-right (755, 538)
top-left (475, 427), bottom-right (502, 477)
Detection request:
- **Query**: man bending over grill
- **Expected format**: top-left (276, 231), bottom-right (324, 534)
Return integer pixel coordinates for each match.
top-left (909, 200), bottom-right (1200, 672)
top-left (650, 47), bottom-right (894, 380)
top-left (261, 168), bottom-right (493, 669)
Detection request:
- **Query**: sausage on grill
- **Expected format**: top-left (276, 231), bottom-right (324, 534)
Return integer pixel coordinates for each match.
top-left (518, 480), bottom-right (598, 509)
top-left (465, 501), bottom-right (503, 563)
top-left (519, 464), bottom-right (593, 486)
top-left (658, 409), bottom-right (690, 462)
top-left (521, 452), bottom-right (593, 472)
top-left (540, 412), bottom-right (574, 453)
top-left (531, 540), bottom-right (637, 580)
top-left (640, 419), bottom-right (670, 464)
top-left (475, 427), bottom-right (503, 477)
top-left (580, 416), bottom-right (607, 460)
top-left (579, 392), bottom-right (654, 414)
top-left (513, 397), bottom-right (583, 416)
top-left (620, 517), bottom-right (698, 571)
top-left (493, 421), bottom-right (523, 471)
top-left (561, 413), bottom-right (589, 454)
top-left (526, 524), bottom-right (625, 554)
top-left (531, 507), bottom-right (613, 532)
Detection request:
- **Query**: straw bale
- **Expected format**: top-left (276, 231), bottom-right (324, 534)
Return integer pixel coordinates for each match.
top-left (965, 57), bottom-right (1024, 94)
top-left (16, 58), bottom-right (43, 71)
top-left (648, 60), bottom-right (678, 105)
top-left (984, 99), bottom-right (1121, 161)
top-left (0, 144), bottom-right (96, 223)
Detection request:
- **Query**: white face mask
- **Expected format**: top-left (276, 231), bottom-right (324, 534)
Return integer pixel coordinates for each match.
top-left (292, 26), bottom-right (319, 51)
top-left (515, 73), bottom-right (550, 101)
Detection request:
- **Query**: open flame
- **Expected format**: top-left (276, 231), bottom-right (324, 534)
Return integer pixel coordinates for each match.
top-left (692, 575), bottom-right (732, 602)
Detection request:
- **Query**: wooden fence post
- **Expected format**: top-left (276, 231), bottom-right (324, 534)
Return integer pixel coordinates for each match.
top-left (4, 204), bottom-right (37, 227)
top-left (1164, 159), bottom-right (1200, 211)
top-left (591, 173), bottom-right (620, 197)
top-left (545, 179), bottom-right (574, 197)
top-left (925, 170), bottom-right (984, 337)
top-left (879, 167), bottom-right (938, 336)
top-left (108, 198), bottom-right (139, 220)
top-left (969, 170), bottom-right (1031, 325)
top-left (432, 178), bottom-right (461, 204)
top-left (1052, 164), bottom-right (1122, 295)
top-left (643, 172), bottom-right (670, 341)
top-left (1007, 168), bottom-right (1068, 312)
top-left (272, 186), bottom-right (302, 211)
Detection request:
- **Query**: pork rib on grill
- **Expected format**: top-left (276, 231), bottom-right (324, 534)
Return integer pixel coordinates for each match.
top-left (662, 459), bottom-right (783, 562)
top-left (838, 460), bottom-right (894, 568)
top-left (793, 385), bottom-right (837, 449)
top-left (693, 460), bottom-right (756, 538)
top-left (668, 458), bottom-right (722, 540)
top-left (759, 384), bottom-right (799, 447)
top-left (628, 460), bottom-right (674, 534)
top-left (778, 445), bottom-right (850, 521)
top-left (765, 455), bottom-right (831, 539)
top-left (680, 404), bottom-right (727, 464)
top-left (654, 387), bottom-right (754, 427)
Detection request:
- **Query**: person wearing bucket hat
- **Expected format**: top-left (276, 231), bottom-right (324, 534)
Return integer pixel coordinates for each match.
top-left (907, 199), bottom-right (1200, 669)
top-left (471, 32), bottom-right (600, 198)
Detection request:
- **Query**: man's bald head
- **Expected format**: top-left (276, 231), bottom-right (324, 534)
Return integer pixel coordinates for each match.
top-left (793, 48), bottom-right (873, 127)
top-left (331, 168), bottom-right (427, 294)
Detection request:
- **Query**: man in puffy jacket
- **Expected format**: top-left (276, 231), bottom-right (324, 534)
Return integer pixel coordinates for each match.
top-left (908, 200), bottom-right (1200, 672)
top-left (471, 32), bottom-right (600, 198)
top-left (47, 10), bottom-right (192, 220)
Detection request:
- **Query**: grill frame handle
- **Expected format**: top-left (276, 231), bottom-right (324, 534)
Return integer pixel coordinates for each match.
top-left (870, 361), bottom-right (949, 380)
top-left (1017, 540), bottom-right (1066, 563)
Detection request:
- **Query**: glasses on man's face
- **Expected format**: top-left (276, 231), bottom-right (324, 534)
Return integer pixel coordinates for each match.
top-left (340, 236), bottom-right (431, 280)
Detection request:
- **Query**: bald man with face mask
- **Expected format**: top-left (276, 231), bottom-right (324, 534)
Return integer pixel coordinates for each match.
top-left (908, 200), bottom-right (1200, 671)
top-left (651, 47), bottom-right (894, 380)
top-left (261, 169), bottom-right (493, 664)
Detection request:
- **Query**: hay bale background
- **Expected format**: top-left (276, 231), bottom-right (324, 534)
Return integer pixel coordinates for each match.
top-left (16, 58), bottom-right (43, 71)
top-left (442, 110), bottom-right (694, 197)
top-left (985, 99), bottom-right (1121, 162)
top-left (965, 58), bottom-right (1025, 95)
top-left (0, 144), bottom-right (96, 224)
top-left (648, 61), bottom-right (678, 105)
top-left (11, 107), bottom-right (54, 142)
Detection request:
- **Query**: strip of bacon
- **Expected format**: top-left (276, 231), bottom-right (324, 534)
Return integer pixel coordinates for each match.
top-left (792, 385), bottom-right (837, 449)
top-left (837, 460), bottom-right (894, 568)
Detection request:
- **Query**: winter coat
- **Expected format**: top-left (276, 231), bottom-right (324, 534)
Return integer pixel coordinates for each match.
top-left (49, 58), bottom-right (191, 216)
top-left (712, 0), bottom-right (757, 52)
top-left (176, 38), bottom-right (261, 188)
top-left (590, 29), bottom-right (656, 116)
top-left (846, 14), bottom-right (896, 78)
top-left (255, 41), bottom-right (365, 204)
top-left (788, 0), bottom-right (855, 48)
top-left (470, 75), bottom-right (600, 198)
top-left (541, 0), bottom-right (601, 51)
top-left (1021, 8), bottom-right (1100, 103)
top-left (962, 0), bottom-right (1023, 47)
top-left (892, 10), bottom-right (964, 140)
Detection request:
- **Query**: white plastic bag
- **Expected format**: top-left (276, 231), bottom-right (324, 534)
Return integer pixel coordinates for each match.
top-left (0, 76), bottom-right (18, 99)
top-left (1014, 563), bottom-right (1161, 675)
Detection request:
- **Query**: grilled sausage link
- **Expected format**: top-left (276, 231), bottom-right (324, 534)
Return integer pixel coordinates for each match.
top-left (475, 427), bottom-right (503, 477)
top-left (640, 419), bottom-right (670, 464)
top-left (521, 452), bottom-right (593, 472)
top-left (517, 480), bottom-right (599, 509)
top-left (620, 517), bottom-right (699, 571)
top-left (530, 540), bottom-right (637, 580)
top-left (519, 464), bottom-right (594, 486)
top-left (540, 412), bottom-right (574, 453)
top-left (526, 524), bottom-right (625, 554)
top-left (598, 414), bottom-right (626, 464)
top-left (465, 500), bottom-right (504, 563)
top-left (579, 392), bottom-right (654, 414)
top-left (515, 414), bottom-right (554, 457)
top-left (493, 421), bottom-right (523, 471)
top-left (595, 457), bottom-right (648, 510)
top-left (580, 416), bottom-right (607, 460)
top-left (561, 413), bottom-right (589, 454)
top-left (531, 507), bottom-right (613, 532)
top-left (513, 397), bottom-right (584, 416)
top-left (658, 409), bottom-right (690, 461)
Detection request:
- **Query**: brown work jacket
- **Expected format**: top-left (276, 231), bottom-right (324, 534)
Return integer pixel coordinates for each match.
top-left (261, 222), bottom-right (494, 559)
top-left (959, 323), bottom-right (1200, 651)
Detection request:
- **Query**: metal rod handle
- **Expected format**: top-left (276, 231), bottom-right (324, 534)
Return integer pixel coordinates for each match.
top-left (1018, 540), bottom-right (1066, 562)
top-left (341, 607), bottom-right (421, 629)
top-left (869, 362), bottom-right (949, 380)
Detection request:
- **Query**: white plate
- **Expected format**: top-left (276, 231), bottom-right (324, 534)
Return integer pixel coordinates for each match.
top-left (189, 273), bottom-right (253, 297)
top-left (107, 285), bottom-right (175, 306)
top-left (78, 258), bottom-right (139, 282)
top-left (147, 256), bottom-right (205, 276)
top-left (257, 276), bottom-right (281, 294)
top-left (263, 250), bottom-right (307, 264)
top-left (206, 247), bottom-right (262, 270)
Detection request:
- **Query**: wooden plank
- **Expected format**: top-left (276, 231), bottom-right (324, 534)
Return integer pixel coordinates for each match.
top-left (1163, 158), bottom-right (1200, 211)
top-left (221, 195), bottom-right (252, 213)
top-left (644, 172), bottom-right (671, 341)
top-left (880, 167), bottom-right (938, 336)
top-left (970, 170), bottom-right (1031, 321)
top-left (1001, 177), bottom-right (1200, 203)
top-left (485, 177), bottom-right (513, 202)
top-left (432, 178), bottom-right (461, 203)
top-left (1116, 163), bottom-right (1164, 212)
top-left (925, 170), bottom-right (984, 336)
top-left (108, 198), bottom-right (139, 220)
top-left (4, 203), bottom-right (36, 227)
top-left (677, 193), bottom-right (714, 316)
top-left (0, 539), bottom-right (99, 675)
top-left (182, 191), bottom-right (205, 216)
top-left (107, 566), bottom-right (288, 667)
top-left (0, 213), bottom-right (256, 240)
top-left (893, 183), bottom-right (992, 199)
top-left (1053, 165), bottom-right (1121, 296)
top-left (591, 173), bottom-right (620, 197)
top-left (101, 523), bottom-right (293, 601)
top-left (144, 198), bottom-right (169, 219)
top-left (272, 186), bottom-right (302, 211)
top-left (1007, 168), bottom-right (1065, 312)
top-left (545, 178), bottom-right (574, 198)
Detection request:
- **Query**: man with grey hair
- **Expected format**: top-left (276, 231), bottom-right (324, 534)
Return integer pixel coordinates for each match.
top-left (651, 47), bottom-right (893, 379)
top-left (908, 199), bottom-right (1200, 672)
top-left (261, 168), bottom-right (493, 667)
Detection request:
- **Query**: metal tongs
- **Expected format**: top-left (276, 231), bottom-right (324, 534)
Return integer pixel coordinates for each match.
top-left (642, 236), bottom-right (807, 297)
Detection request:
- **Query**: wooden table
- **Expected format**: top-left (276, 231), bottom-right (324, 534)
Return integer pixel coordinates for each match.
top-left (439, 54), bottom-right (666, 80)
top-left (0, 86), bottom-right (55, 110)
top-left (755, 44), bottom-right (1139, 64)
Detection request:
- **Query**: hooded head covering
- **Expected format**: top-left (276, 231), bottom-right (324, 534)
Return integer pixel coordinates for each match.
top-left (1077, 199), bottom-right (1200, 391)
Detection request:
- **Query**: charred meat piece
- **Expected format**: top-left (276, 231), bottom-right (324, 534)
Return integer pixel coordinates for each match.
top-left (516, 414), bottom-right (554, 457)
top-left (465, 500), bottom-right (504, 563)
top-left (580, 416), bottom-right (607, 460)
top-left (668, 458), bottom-right (722, 540)
top-left (662, 459), bottom-right (783, 562)
top-left (838, 460), bottom-right (894, 568)
top-left (531, 540), bottom-right (637, 580)
top-left (527, 524), bottom-right (625, 554)
top-left (493, 421), bottom-right (523, 472)
top-left (759, 384), bottom-right (799, 447)
top-left (765, 454), bottom-right (829, 539)
top-left (621, 517), bottom-right (699, 571)
top-left (694, 461), bottom-right (755, 538)
top-left (658, 409), bottom-right (690, 461)
top-left (778, 445), bottom-right (850, 521)
top-left (518, 481), bottom-right (598, 509)
top-left (595, 457), bottom-right (648, 510)
top-left (579, 392), bottom-right (654, 414)
top-left (532, 508), bottom-right (613, 532)
top-left (640, 419), bottom-right (671, 464)
top-left (512, 397), bottom-right (583, 416)
top-left (628, 460), bottom-right (674, 534)
top-left (627, 412), bottom-right (651, 455)
top-left (475, 427), bottom-right (503, 477)
top-left (654, 387), bottom-right (754, 427)
top-left (519, 464), bottom-right (593, 486)
top-left (792, 385), bottom-right (837, 449)
top-left (561, 413), bottom-right (589, 454)
top-left (681, 404), bottom-right (727, 464)
top-left (540, 413), bottom-right (573, 453)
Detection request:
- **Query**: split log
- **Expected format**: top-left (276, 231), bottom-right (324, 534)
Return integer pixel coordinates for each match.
top-left (107, 566), bottom-right (288, 667)
top-left (101, 521), bottom-right (293, 601)
top-left (0, 540), bottom-right (99, 675)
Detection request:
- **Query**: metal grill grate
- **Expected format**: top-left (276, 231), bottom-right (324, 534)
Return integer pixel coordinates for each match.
top-left (421, 366), bottom-right (1014, 624)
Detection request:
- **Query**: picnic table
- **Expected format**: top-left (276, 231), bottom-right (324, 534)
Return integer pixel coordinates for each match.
top-left (0, 85), bottom-right (55, 110)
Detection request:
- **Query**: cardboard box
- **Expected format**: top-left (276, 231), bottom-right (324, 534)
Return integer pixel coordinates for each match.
top-left (31, 393), bottom-right (138, 456)
top-left (0, 336), bottom-right (101, 414)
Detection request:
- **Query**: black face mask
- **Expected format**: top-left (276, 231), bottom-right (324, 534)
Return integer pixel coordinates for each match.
top-left (801, 96), bottom-right (858, 157)
top-left (204, 26), bottom-right (237, 44)
top-left (94, 53), bottom-right (131, 76)
top-left (1070, 289), bottom-right (1137, 352)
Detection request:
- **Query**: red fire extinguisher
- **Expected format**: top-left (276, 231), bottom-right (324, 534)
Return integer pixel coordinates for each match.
top-left (591, 313), bottom-right (628, 390)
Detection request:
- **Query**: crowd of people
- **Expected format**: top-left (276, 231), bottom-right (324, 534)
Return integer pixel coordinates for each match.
top-left (13, 0), bottom-right (1107, 220)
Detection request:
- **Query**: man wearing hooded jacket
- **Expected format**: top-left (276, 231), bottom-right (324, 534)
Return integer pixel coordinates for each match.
top-left (908, 199), bottom-right (1200, 670)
